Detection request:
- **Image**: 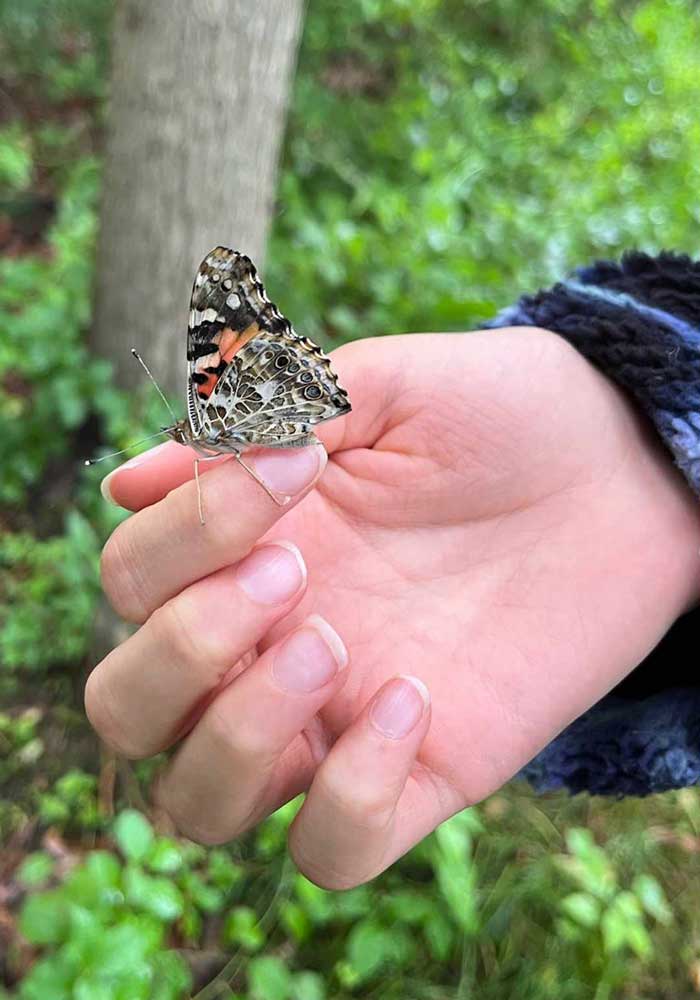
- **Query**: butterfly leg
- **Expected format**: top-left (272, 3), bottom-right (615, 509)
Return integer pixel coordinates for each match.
top-left (235, 453), bottom-right (290, 507)
top-left (193, 455), bottom-right (225, 525)
top-left (194, 459), bottom-right (205, 526)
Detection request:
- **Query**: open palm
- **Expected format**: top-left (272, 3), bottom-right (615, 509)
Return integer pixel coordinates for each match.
top-left (87, 328), bottom-right (698, 888)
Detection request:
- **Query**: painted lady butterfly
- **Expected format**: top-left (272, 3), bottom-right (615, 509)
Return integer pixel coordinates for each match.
top-left (94, 248), bottom-right (352, 520)
top-left (169, 246), bottom-right (350, 456)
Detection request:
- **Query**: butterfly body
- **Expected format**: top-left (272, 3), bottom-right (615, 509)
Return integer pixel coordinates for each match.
top-left (166, 246), bottom-right (351, 458)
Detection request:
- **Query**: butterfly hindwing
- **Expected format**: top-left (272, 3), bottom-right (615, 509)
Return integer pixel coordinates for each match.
top-left (201, 333), bottom-right (350, 445)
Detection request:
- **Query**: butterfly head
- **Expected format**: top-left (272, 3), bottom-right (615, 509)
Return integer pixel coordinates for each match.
top-left (164, 420), bottom-right (192, 446)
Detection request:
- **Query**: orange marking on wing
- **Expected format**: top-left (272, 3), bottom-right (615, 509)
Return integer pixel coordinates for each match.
top-left (196, 372), bottom-right (219, 399)
top-left (219, 322), bottom-right (260, 363)
top-left (195, 324), bottom-right (261, 399)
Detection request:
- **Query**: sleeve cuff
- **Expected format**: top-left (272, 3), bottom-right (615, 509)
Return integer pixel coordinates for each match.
top-left (488, 251), bottom-right (700, 496)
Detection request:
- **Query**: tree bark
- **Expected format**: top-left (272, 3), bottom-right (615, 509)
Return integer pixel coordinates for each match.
top-left (92, 0), bottom-right (304, 401)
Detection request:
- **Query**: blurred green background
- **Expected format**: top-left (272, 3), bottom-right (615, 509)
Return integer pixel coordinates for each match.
top-left (1, 1), bottom-right (700, 997)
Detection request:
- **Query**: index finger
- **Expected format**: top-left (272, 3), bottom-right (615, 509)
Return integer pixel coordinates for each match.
top-left (100, 442), bottom-right (326, 623)
top-left (100, 439), bottom-right (225, 512)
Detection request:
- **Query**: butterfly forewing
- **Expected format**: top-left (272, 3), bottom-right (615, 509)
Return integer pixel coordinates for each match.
top-left (186, 247), bottom-right (350, 450)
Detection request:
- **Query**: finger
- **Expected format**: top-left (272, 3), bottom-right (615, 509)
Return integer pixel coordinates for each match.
top-left (100, 440), bottom-right (226, 512)
top-left (289, 675), bottom-right (445, 890)
top-left (155, 616), bottom-right (349, 845)
top-left (85, 541), bottom-right (307, 758)
top-left (100, 442), bottom-right (326, 623)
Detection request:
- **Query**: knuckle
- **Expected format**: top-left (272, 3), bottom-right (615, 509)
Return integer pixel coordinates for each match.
top-left (100, 525), bottom-right (150, 623)
top-left (157, 774), bottom-right (258, 847)
top-left (206, 704), bottom-right (270, 762)
top-left (287, 831), bottom-right (371, 892)
top-left (150, 597), bottom-right (221, 673)
top-left (168, 812), bottom-right (232, 847)
top-left (84, 668), bottom-right (149, 760)
top-left (206, 493), bottom-right (250, 555)
top-left (317, 762), bottom-right (394, 834)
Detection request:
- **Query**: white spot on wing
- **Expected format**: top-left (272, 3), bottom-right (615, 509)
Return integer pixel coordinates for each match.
top-left (226, 292), bottom-right (240, 310)
top-left (258, 380), bottom-right (278, 402)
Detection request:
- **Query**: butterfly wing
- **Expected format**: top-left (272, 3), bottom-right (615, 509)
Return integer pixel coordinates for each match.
top-left (204, 331), bottom-right (351, 447)
top-left (187, 247), bottom-right (350, 448)
top-left (187, 246), bottom-right (262, 436)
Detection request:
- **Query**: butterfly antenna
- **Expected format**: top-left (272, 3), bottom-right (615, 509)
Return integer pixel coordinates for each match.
top-left (131, 348), bottom-right (178, 423)
top-left (84, 430), bottom-right (169, 466)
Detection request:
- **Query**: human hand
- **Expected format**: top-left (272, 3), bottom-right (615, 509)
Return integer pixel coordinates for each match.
top-left (86, 328), bottom-right (700, 888)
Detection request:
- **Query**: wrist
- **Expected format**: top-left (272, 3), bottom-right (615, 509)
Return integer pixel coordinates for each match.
top-left (624, 396), bottom-right (700, 619)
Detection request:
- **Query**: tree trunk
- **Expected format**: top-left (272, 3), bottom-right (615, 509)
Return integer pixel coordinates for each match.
top-left (92, 0), bottom-right (304, 401)
top-left (88, 0), bottom-right (303, 672)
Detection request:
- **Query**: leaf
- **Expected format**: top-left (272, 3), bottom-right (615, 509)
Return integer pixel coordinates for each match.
top-left (384, 889), bottom-right (432, 924)
top-left (146, 838), bottom-right (183, 875)
top-left (183, 872), bottom-right (224, 914)
top-left (113, 810), bottom-right (154, 862)
top-left (16, 852), bottom-right (55, 887)
top-left (432, 813), bottom-right (480, 935)
top-left (206, 849), bottom-right (243, 891)
top-left (222, 906), bottom-right (265, 952)
top-left (560, 892), bottom-right (601, 929)
top-left (247, 956), bottom-right (293, 1000)
top-left (601, 892), bottom-right (645, 956)
top-left (14, 953), bottom-right (74, 999)
top-left (625, 921), bottom-right (653, 960)
top-left (346, 920), bottom-right (395, 982)
top-left (73, 976), bottom-right (116, 1000)
top-left (150, 950), bottom-right (193, 1000)
top-left (19, 889), bottom-right (69, 945)
top-left (84, 850), bottom-right (122, 889)
top-left (632, 874), bottom-right (673, 926)
top-left (94, 914), bottom-right (164, 973)
top-left (294, 876), bottom-right (334, 925)
top-left (124, 866), bottom-right (184, 922)
top-left (280, 900), bottom-right (312, 943)
top-left (557, 829), bottom-right (617, 902)
top-left (423, 909), bottom-right (454, 961)
top-left (64, 851), bottom-right (122, 910)
top-left (293, 971), bottom-right (326, 1000)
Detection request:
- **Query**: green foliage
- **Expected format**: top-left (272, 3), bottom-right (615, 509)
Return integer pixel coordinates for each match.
top-left (37, 769), bottom-right (105, 832)
top-left (15, 813), bottom-right (220, 999)
top-left (0, 707), bottom-right (43, 780)
top-left (553, 827), bottom-right (674, 993)
top-left (269, 0), bottom-right (700, 345)
top-left (0, 513), bottom-right (100, 673)
top-left (0, 157), bottom-right (115, 505)
top-left (16, 851), bottom-right (55, 888)
top-left (0, 125), bottom-right (33, 191)
top-left (10, 797), bottom-right (693, 999)
top-left (0, 0), bottom-right (111, 102)
top-left (18, 841), bottom-right (192, 999)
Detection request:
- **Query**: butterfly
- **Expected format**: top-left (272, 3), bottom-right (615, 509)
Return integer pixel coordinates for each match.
top-left (90, 248), bottom-right (351, 522)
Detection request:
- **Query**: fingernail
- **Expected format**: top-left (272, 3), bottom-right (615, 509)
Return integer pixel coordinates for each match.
top-left (100, 470), bottom-right (118, 505)
top-left (234, 542), bottom-right (306, 606)
top-left (100, 442), bottom-right (173, 505)
top-left (272, 614), bottom-right (347, 694)
top-left (248, 444), bottom-right (327, 500)
top-left (370, 675), bottom-right (430, 740)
